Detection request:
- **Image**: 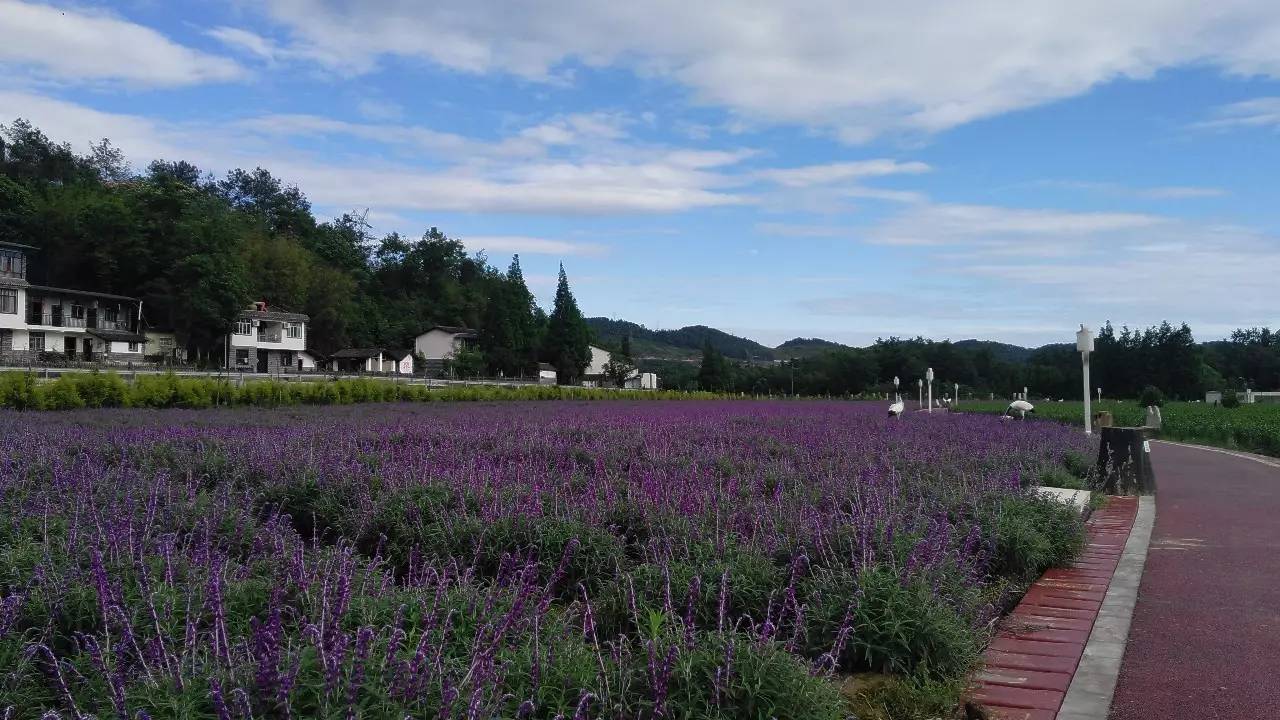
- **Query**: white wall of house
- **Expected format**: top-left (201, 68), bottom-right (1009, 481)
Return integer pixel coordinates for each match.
top-left (0, 286), bottom-right (26, 330)
top-left (387, 355), bottom-right (413, 374)
top-left (415, 329), bottom-right (472, 360)
top-left (588, 345), bottom-right (611, 376)
top-left (231, 320), bottom-right (305, 351)
top-left (625, 372), bottom-right (658, 390)
top-left (108, 340), bottom-right (144, 355)
top-left (0, 328), bottom-right (29, 357)
top-left (296, 351), bottom-right (318, 370)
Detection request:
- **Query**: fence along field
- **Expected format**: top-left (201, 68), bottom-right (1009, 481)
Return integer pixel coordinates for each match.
top-left (0, 401), bottom-right (1091, 719)
top-left (961, 399), bottom-right (1280, 458)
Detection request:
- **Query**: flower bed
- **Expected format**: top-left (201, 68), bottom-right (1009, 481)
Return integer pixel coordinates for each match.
top-left (0, 401), bottom-right (1090, 719)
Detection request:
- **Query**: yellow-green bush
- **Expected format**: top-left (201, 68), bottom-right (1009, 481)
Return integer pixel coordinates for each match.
top-left (0, 371), bottom-right (726, 411)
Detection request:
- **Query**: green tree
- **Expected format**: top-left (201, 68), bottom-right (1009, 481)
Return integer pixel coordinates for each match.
top-left (544, 264), bottom-right (592, 384)
top-left (698, 339), bottom-right (730, 392)
top-left (0, 176), bottom-right (34, 243)
top-left (169, 197), bottom-right (251, 359)
top-left (448, 347), bottom-right (487, 378)
top-left (481, 255), bottom-right (538, 377)
top-left (603, 352), bottom-right (636, 388)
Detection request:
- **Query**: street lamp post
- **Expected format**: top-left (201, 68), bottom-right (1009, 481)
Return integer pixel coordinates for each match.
top-left (926, 367), bottom-right (935, 414)
top-left (1077, 324), bottom-right (1095, 436)
top-left (917, 378), bottom-right (923, 409)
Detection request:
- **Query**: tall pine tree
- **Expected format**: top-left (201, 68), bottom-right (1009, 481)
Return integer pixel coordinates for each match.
top-left (544, 264), bottom-right (592, 384)
top-left (481, 254), bottom-right (538, 376)
top-left (698, 338), bottom-right (730, 391)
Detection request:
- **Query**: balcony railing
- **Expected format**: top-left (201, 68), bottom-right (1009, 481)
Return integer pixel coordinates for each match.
top-left (26, 313), bottom-right (131, 330)
top-left (257, 330), bottom-right (283, 343)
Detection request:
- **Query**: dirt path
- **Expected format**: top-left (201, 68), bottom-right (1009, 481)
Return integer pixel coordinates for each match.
top-left (1109, 442), bottom-right (1280, 719)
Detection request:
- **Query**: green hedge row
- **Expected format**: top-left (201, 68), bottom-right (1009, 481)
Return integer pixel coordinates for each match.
top-left (0, 371), bottom-right (721, 410)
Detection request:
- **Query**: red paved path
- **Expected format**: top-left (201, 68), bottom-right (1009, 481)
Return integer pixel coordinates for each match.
top-left (970, 497), bottom-right (1138, 720)
top-left (1110, 443), bottom-right (1280, 719)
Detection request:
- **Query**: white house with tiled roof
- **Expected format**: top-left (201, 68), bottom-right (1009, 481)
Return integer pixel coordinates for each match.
top-left (223, 301), bottom-right (310, 373)
top-left (0, 241), bottom-right (147, 364)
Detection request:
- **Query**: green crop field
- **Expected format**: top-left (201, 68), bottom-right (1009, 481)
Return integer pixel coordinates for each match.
top-left (960, 400), bottom-right (1280, 457)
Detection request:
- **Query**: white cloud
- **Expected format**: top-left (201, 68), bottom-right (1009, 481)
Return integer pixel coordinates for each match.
top-left (356, 98), bottom-right (405, 122)
top-left (1193, 97), bottom-right (1280, 131)
top-left (1035, 180), bottom-right (1228, 199)
top-left (754, 160), bottom-right (930, 187)
top-left (247, 0), bottom-right (1280, 139)
top-left (754, 222), bottom-right (852, 238)
top-left (207, 26), bottom-right (287, 64)
top-left (0, 90), bottom-right (750, 215)
top-left (460, 235), bottom-right (607, 256)
top-left (828, 201), bottom-right (1280, 340)
top-left (0, 0), bottom-right (243, 86)
top-left (868, 203), bottom-right (1165, 248)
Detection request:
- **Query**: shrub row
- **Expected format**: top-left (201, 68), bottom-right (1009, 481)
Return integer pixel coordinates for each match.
top-left (0, 371), bottom-right (720, 410)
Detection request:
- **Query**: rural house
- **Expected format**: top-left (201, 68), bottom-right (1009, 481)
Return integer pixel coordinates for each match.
top-left (326, 348), bottom-right (385, 373)
top-left (0, 241), bottom-right (147, 364)
top-left (381, 348), bottom-right (415, 374)
top-left (223, 301), bottom-right (311, 373)
top-left (414, 326), bottom-right (479, 376)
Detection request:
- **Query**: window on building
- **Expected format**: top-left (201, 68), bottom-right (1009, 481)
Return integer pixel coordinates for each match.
top-left (127, 342), bottom-right (139, 352)
top-left (0, 289), bottom-right (16, 314)
top-left (286, 322), bottom-right (303, 338)
top-left (29, 332), bottom-right (45, 352)
top-left (0, 329), bottom-right (11, 352)
top-left (104, 307), bottom-right (118, 323)
top-left (70, 304), bottom-right (85, 319)
top-left (235, 319), bottom-right (253, 335)
top-left (159, 336), bottom-right (175, 350)
top-left (235, 349), bottom-right (250, 365)
top-left (0, 249), bottom-right (25, 279)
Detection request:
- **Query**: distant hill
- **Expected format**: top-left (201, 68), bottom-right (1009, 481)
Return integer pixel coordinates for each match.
top-left (775, 337), bottom-right (849, 359)
top-left (953, 339), bottom-right (1035, 364)
top-left (586, 319), bottom-right (1053, 367)
top-left (586, 318), bottom-right (777, 361)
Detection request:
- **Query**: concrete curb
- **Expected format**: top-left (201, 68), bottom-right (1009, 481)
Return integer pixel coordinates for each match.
top-left (1056, 495), bottom-right (1155, 720)
top-left (967, 497), bottom-right (1139, 720)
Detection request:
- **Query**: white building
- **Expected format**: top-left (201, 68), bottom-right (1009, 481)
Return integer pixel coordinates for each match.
top-left (414, 326), bottom-right (479, 360)
top-left (538, 362), bottom-right (558, 384)
top-left (587, 345), bottom-right (611, 376)
top-left (326, 348), bottom-right (384, 373)
top-left (414, 326), bottom-right (479, 376)
top-left (382, 348), bottom-right (415, 375)
top-left (1, 241), bottom-right (147, 364)
top-left (579, 345), bottom-right (658, 389)
top-left (295, 350), bottom-right (320, 371)
top-left (625, 372), bottom-right (659, 390)
top-left (223, 302), bottom-right (309, 373)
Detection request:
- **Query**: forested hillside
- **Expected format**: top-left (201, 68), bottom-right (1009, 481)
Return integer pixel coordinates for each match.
top-left (0, 119), bottom-right (595, 378)
top-left (5, 119), bottom-right (1279, 398)
top-left (585, 318), bottom-right (775, 360)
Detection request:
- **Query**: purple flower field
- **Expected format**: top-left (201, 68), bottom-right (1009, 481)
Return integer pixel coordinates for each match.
top-left (0, 401), bottom-right (1091, 719)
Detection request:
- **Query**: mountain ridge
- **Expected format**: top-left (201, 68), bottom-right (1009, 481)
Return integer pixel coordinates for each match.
top-left (585, 317), bottom-right (1048, 362)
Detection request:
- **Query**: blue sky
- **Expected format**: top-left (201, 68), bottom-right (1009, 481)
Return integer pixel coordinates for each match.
top-left (2, 1), bottom-right (1279, 347)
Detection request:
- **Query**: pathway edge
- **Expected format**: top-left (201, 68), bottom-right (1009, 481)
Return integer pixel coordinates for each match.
top-left (1150, 439), bottom-right (1280, 470)
top-left (1056, 495), bottom-right (1155, 720)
